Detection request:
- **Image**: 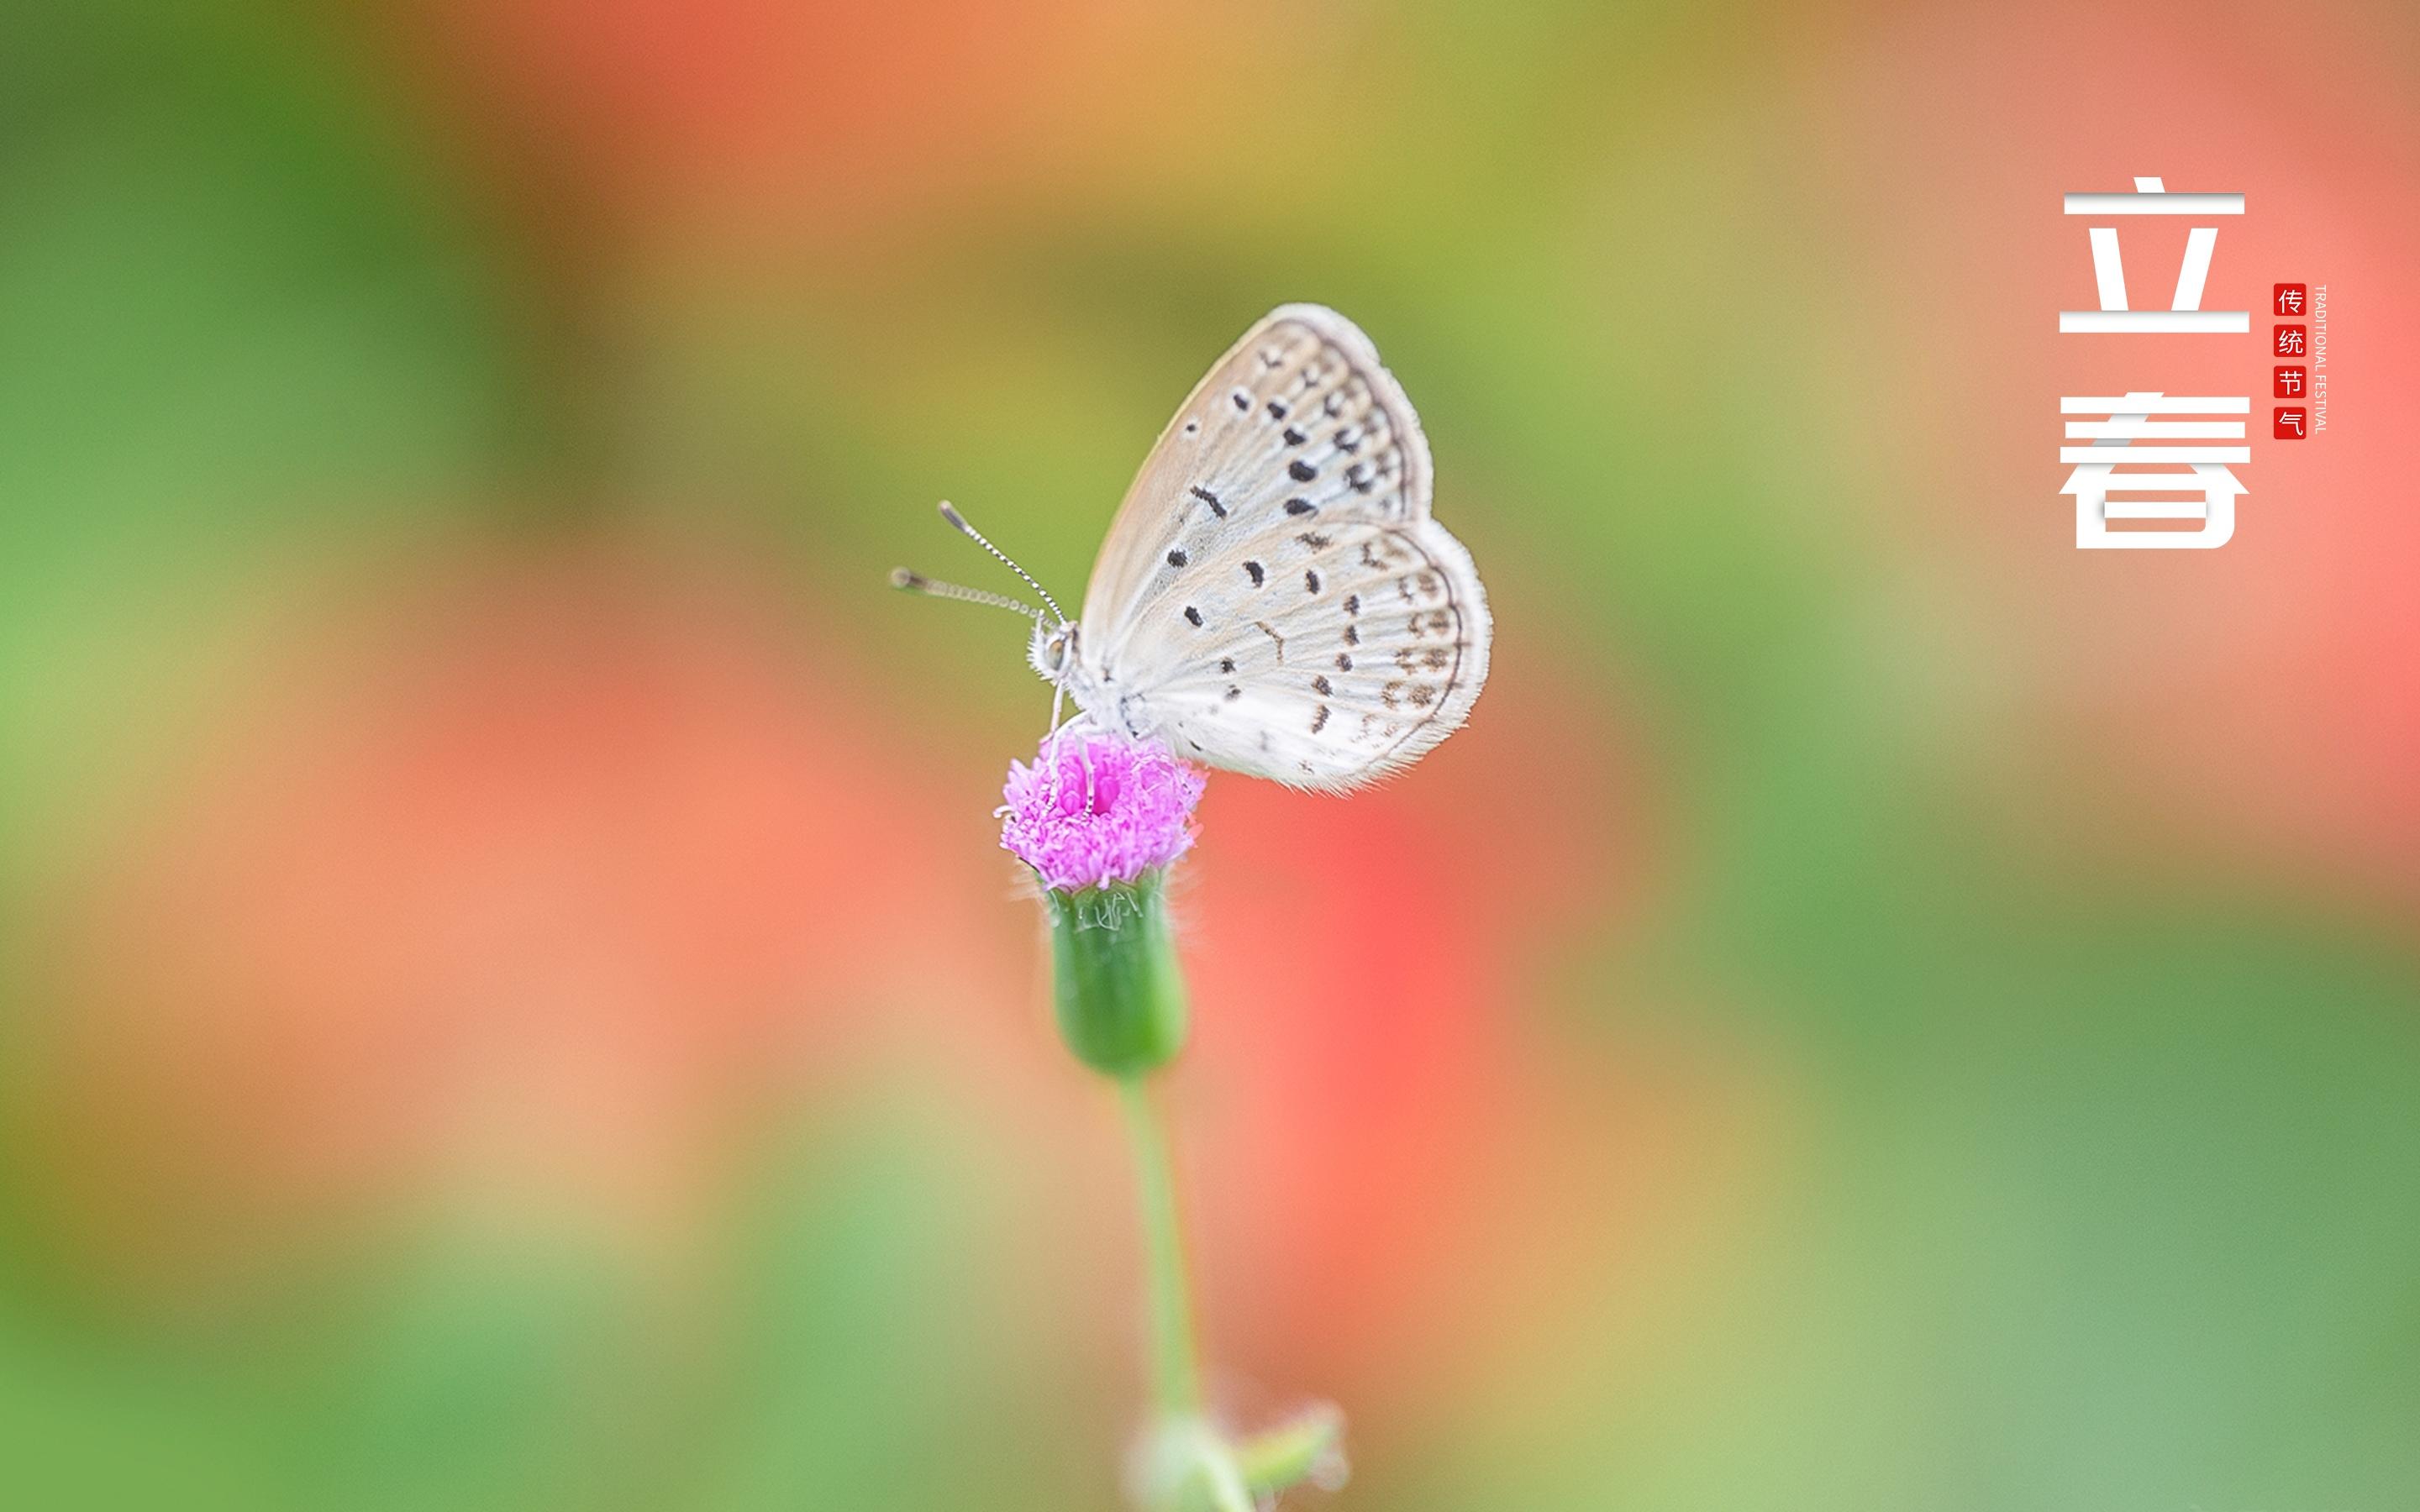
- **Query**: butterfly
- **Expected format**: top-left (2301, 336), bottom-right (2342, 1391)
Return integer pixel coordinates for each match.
top-left (896, 304), bottom-right (1490, 791)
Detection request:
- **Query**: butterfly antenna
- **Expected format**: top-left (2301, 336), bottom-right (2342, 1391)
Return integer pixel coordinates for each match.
top-left (937, 502), bottom-right (1068, 625)
top-left (889, 568), bottom-right (1044, 622)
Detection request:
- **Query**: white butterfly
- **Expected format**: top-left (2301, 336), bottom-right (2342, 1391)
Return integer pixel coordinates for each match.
top-left (897, 304), bottom-right (1491, 791)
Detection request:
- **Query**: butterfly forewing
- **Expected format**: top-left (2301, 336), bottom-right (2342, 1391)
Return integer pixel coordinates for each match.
top-left (1081, 306), bottom-right (1428, 643)
top-left (1074, 304), bottom-right (1489, 790)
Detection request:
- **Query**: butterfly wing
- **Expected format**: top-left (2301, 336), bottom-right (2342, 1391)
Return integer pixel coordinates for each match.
top-left (1130, 515), bottom-right (1490, 790)
top-left (1073, 305), bottom-right (1491, 790)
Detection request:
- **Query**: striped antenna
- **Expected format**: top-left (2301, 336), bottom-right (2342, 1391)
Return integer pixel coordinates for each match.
top-left (889, 568), bottom-right (1043, 621)
top-left (936, 501), bottom-right (1067, 624)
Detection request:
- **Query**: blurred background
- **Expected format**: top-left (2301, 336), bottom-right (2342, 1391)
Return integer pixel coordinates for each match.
top-left (3, 2), bottom-right (2416, 1508)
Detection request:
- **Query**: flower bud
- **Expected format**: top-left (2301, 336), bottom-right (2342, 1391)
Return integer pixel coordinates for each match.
top-left (1001, 730), bottom-right (1206, 1077)
top-left (1044, 879), bottom-right (1187, 1074)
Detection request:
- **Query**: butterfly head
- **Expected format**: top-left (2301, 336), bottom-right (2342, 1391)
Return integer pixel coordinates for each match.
top-left (1028, 617), bottom-right (1079, 685)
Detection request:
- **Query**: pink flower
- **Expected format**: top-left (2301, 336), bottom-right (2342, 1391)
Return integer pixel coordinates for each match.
top-left (1001, 728), bottom-right (1206, 892)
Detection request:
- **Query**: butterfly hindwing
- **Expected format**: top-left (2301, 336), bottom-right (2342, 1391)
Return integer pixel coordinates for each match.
top-left (1138, 517), bottom-right (1488, 789)
top-left (1072, 304), bottom-right (1490, 790)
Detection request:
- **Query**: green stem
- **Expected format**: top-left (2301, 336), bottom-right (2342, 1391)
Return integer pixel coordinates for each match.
top-left (1118, 1074), bottom-right (1202, 1419)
